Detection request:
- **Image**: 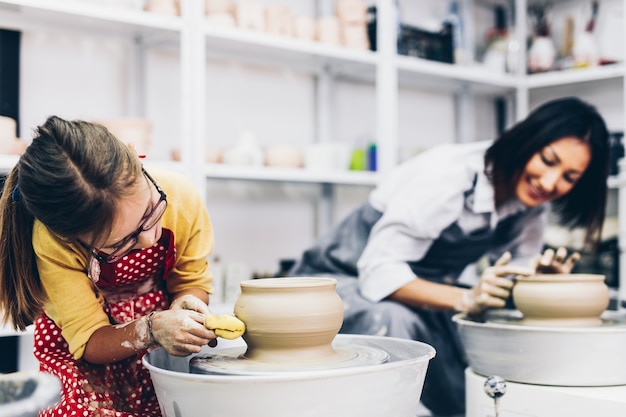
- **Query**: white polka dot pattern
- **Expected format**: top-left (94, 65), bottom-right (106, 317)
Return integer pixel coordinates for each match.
top-left (33, 240), bottom-right (174, 416)
top-left (104, 244), bottom-right (169, 324)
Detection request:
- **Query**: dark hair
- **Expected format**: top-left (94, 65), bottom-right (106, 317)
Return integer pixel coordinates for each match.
top-left (485, 97), bottom-right (609, 249)
top-left (0, 116), bottom-right (142, 330)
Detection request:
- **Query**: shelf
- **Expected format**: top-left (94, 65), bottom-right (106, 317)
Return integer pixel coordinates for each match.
top-left (526, 64), bottom-right (624, 89)
top-left (204, 164), bottom-right (379, 186)
top-left (203, 25), bottom-right (378, 80)
top-left (0, 156), bottom-right (184, 177)
top-left (0, 0), bottom-right (182, 40)
top-left (396, 56), bottom-right (519, 95)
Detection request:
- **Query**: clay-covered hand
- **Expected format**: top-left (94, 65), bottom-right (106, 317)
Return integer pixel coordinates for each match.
top-left (169, 294), bottom-right (211, 315)
top-left (204, 314), bottom-right (246, 339)
top-left (460, 252), bottom-right (533, 314)
top-left (148, 310), bottom-right (216, 356)
top-left (531, 247), bottom-right (580, 274)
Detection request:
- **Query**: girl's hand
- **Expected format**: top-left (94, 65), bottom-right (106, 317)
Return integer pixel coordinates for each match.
top-left (148, 309), bottom-right (216, 356)
top-left (170, 294), bottom-right (210, 315)
top-left (531, 247), bottom-right (580, 274)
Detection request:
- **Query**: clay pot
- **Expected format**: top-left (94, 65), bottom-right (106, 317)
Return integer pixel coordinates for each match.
top-left (317, 17), bottom-right (341, 45)
top-left (264, 145), bottom-right (303, 168)
top-left (94, 118), bottom-right (152, 157)
top-left (303, 143), bottom-right (352, 171)
top-left (292, 16), bottom-right (316, 41)
top-left (513, 273), bottom-right (610, 326)
top-left (205, 0), bottom-right (234, 15)
top-left (233, 277), bottom-right (344, 363)
top-left (528, 36), bottom-right (556, 73)
top-left (145, 0), bottom-right (179, 15)
top-left (221, 131), bottom-right (263, 166)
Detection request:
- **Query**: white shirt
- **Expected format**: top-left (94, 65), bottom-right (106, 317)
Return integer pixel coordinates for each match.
top-left (358, 140), bottom-right (546, 302)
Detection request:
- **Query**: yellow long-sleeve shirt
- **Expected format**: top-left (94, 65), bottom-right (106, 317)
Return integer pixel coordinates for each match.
top-left (33, 167), bottom-right (214, 359)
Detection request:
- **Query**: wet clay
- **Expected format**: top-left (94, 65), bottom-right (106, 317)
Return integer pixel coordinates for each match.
top-left (513, 273), bottom-right (610, 327)
top-left (233, 277), bottom-right (345, 363)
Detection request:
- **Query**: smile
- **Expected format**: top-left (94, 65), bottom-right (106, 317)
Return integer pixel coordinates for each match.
top-left (526, 180), bottom-right (549, 201)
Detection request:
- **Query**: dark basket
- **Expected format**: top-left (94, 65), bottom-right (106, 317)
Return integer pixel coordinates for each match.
top-left (367, 6), bottom-right (454, 64)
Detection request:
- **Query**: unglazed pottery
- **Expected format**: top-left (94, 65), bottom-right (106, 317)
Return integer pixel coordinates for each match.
top-left (221, 131), bottom-right (263, 166)
top-left (303, 142), bottom-right (352, 171)
top-left (94, 118), bottom-right (153, 157)
top-left (264, 145), bottom-right (303, 168)
top-left (317, 17), bottom-right (341, 45)
top-left (145, 0), bottom-right (179, 15)
top-left (235, 2), bottom-right (265, 31)
top-left (265, 4), bottom-right (293, 36)
top-left (233, 277), bottom-right (344, 363)
top-left (205, 0), bottom-right (234, 15)
top-left (292, 16), bottom-right (316, 41)
top-left (527, 36), bottom-right (556, 72)
top-left (513, 273), bottom-right (609, 326)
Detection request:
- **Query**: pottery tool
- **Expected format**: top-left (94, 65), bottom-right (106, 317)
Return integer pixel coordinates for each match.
top-left (204, 314), bottom-right (246, 339)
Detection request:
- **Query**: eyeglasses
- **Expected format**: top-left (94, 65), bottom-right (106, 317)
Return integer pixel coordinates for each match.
top-left (93, 168), bottom-right (167, 263)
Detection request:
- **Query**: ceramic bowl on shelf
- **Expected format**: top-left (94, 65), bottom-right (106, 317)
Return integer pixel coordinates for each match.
top-left (292, 16), bottom-right (316, 41)
top-left (264, 145), bottom-right (303, 168)
top-left (303, 143), bottom-right (351, 172)
top-left (205, 147), bottom-right (223, 164)
top-left (512, 273), bottom-right (610, 326)
top-left (93, 117), bottom-right (153, 157)
top-left (205, 0), bottom-right (234, 15)
top-left (145, 0), bottom-right (179, 15)
top-left (222, 132), bottom-right (263, 166)
top-left (170, 147), bottom-right (223, 163)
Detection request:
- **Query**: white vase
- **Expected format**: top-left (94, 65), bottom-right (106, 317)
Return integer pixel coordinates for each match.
top-left (528, 36), bottom-right (556, 72)
top-left (572, 31), bottom-right (599, 67)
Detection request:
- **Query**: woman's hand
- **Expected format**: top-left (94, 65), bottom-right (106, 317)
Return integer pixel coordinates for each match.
top-left (460, 252), bottom-right (533, 314)
top-left (531, 247), bottom-right (580, 274)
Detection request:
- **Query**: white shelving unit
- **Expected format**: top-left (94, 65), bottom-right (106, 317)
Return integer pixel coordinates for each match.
top-left (0, 0), bottom-right (622, 174)
top-left (0, 0), bottom-right (624, 328)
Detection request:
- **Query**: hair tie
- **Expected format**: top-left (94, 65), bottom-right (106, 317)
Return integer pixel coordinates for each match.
top-left (11, 185), bottom-right (22, 202)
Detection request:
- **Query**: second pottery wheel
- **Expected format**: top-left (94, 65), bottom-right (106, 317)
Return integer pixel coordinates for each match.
top-left (454, 309), bottom-right (626, 386)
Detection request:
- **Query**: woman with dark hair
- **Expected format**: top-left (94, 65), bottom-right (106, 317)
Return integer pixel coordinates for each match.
top-left (290, 97), bottom-right (610, 416)
top-left (0, 116), bottom-right (220, 416)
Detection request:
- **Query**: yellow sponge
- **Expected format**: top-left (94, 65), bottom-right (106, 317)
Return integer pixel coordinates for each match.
top-left (204, 314), bottom-right (246, 340)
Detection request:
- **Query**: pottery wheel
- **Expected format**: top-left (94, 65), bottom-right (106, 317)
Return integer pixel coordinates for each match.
top-left (483, 309), bottom-right (626, 328)
top-left (189, 343), bottom-right (390, 375)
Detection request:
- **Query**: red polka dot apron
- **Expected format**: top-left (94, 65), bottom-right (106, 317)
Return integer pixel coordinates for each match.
top-left (34, 229), bottom-right (176, 417)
